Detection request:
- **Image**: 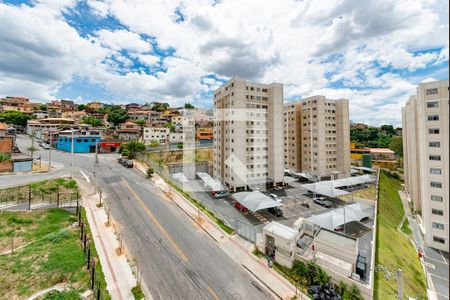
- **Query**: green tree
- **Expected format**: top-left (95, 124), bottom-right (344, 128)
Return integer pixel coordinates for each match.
top-left (176, 143), bottom-right (183, 149)
top-left (81, 115), bottom-right (103, 127)
top-left (0, 152), bottom-right (11, 162)
top-left (120, 141), bottom-right (146, 159)
top-left (107, 108), bottom-right (129, 126)
top-left (165, 122), bottom-right (176, 133)
top-left (146, 167), bottom-right (155, 178)
top-left (77, 104), bottom-right (86, 111)
top-left (348, 284), bottom-right (363, 300)
top-left (338, 281), bottom-right (349, 298)
top-left (37, 104), bottom-right (48, 111)
top-left (0, 111), bottom-right (33, 126)
top-left (152, 103), bottom-right (169, 112)
top-left (380, 124), bottom-right (396, 136)
top-left (149, 140), bottom-right (159, 148)
top-left (135, 120), bottom-right (146, 139)
top-left (388, 135), bottom-right (403, 156)
top-left (184, 103), bottom-right (194, 109)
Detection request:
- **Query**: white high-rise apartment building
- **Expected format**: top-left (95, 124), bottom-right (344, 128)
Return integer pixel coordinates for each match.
top-left (213, 77), bottom-right (284, 191)
top-left (402, 79), bottom-right (449, 251)
top-left (284, 96), bottom-right (351, 180)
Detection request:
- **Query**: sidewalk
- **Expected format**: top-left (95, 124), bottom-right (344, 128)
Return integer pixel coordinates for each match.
top-left (76, 178), bottom-right (137, 300)
top-left (398, 191), bottom-right (438, 299)
top-left (134, 161), bottom-right (301, 300)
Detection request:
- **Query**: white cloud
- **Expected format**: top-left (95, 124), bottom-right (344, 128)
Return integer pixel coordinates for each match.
top-left (95, 29), bottom-right (152, 53)
top-left (0, 2), bottom-right (106, 100)
top-left (0, 0), bottom-right (448, 125)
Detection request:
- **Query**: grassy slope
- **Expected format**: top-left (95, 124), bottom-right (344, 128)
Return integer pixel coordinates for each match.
top-left (0, 210), bottom-right (87, 299)
top-left (374, 172), bottom-right (427, 299)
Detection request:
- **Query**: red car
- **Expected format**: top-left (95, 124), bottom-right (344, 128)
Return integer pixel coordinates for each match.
top-left (234, 202), bottom-right (248, 213)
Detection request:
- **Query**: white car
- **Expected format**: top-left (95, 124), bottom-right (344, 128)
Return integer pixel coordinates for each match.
top-left (269, 193), bottom-right (284, 204)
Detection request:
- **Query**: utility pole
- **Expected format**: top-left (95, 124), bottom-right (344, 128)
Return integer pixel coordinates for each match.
top-left (30, 130), bottom-right (35, 159)
top-left (397, 268), bottom-right (403, 300)
top-left (48, 132), bottom-right (52, 170)
top-left (70, 129), bottom-right (74, 178)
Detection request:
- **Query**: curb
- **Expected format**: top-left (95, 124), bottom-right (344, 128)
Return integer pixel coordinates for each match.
top-left (133, 162), bottom-right (224, 244)
top-left (241, 264), bottom-right (282, 300)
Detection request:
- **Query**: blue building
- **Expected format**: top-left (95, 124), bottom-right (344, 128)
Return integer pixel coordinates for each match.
top-left (56, 131), bottom-right (101, 153)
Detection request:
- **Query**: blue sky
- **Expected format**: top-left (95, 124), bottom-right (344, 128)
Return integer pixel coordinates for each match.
top-left (0, 0), bottom-right (448, 126)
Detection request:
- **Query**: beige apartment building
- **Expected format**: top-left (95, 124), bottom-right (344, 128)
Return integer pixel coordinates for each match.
top-left (284, 96), bottom-right (351, 180)
top-left (213, 77), bottom-right (284, 191)
top-left (402, 79), bottom-right (449, 252)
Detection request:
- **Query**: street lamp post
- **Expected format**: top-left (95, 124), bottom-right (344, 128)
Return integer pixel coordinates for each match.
top-left (70, 129), bottom-right (74, 178)
top-left (48, 132), bottom-right (52, 170)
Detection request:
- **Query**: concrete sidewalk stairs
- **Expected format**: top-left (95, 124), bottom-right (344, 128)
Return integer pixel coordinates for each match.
top-left (134, 160), bottom-right (302, 300)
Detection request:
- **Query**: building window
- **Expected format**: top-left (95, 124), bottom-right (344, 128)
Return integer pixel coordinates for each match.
top-left (432, 222), bottom-right (445, 230)
top-left (428, 115), bottom-right (440, 121)
top-left (430, 168), bottom-right (442, 175)
top-left (427, 101), bottom-right (439, 108)
top-left (428, 128), bottom-right (440, 134)
top-left (432, 208), bottom-right (444, 216)
top-left (429, 141), bottom-right (440, 148)
top-left (429, 155), bottom-right (441, 161)
top-left (433, 236), bottom-right (445, 244)
top-left (426, 88), bottom-right (438, 95)
top-left (430, 181), bottom-right (442, 188)
top-left (431, 195), bottom-right (443, 202)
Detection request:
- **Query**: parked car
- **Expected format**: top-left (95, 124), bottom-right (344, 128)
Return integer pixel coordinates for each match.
top-left (234, 202), bottom-right (248, 213)
top-left (313, 197), bottom-right (333, 208)
top-left (214, 191), bottom-right (229, 199)
top-left (118, 157), bottom-right (126, 165)
top-left (268, 207), bottom-right (283, 217)
top-left (42, 143), bottom-right (50, 149)
top-left (269, 193), bottom-right (284, 204)
top-left (301, 202), bottom-right (310, 208)
top-left (123, 159), bottom-right (134, 168)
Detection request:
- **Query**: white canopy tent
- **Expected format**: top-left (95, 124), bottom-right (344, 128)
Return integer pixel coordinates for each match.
top-left (196, 172), bottom-right (226, 191)
top-left (302, 174), bottom-right (376, 197)
top-left (172, 173), bottom-right (189, 183)
top-left (308, 202), bottom-right (374, 231)
top-left (233, 191), bottom-right (282, 212)
top-left (283, 176), bottom-right (297, 184)
top-left (309, 211), bottom-right (346, 230)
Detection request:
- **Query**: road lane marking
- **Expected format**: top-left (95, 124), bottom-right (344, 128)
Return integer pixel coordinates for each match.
top-left (207, 286), bottom-right (220, 300)
top-left (440, 250), bottom-right (448, 265)
top-left (430, 273), bottom-right (449, 282)
top-left (122, 179), bottom-right (189, 262)
top-left (79, 170), bottom-right (90, 183)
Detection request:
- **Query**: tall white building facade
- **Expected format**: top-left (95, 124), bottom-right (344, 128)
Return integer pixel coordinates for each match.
top-left (284, 96), bottom-right (351, 180)
top-left (402, 80), bottom-right (449, 251)
top-left (213, 77), bottom-right (284, 191)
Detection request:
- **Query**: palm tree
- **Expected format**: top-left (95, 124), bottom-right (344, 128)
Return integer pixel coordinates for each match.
top-left (135, 120), bottom-right (146, 141)
top-left (124, 141), bottom-right (146, 159)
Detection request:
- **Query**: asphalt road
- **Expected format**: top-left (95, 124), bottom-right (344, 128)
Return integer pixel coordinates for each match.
top-left (3, 135), bottom-right (273, 300)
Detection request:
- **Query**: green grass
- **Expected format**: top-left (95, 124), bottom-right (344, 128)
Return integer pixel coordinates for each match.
top-left (400, 217), bottom-right (412, 236)
top-left (42, 290), bottom-right (81, 299)
top-left (131, 284), bottom-right (145, 300)
top-left (374, 171), bottom-right (427, 300)
top-left (80, 208), bottom-right (111, 300)
top-left (0, 210), bottom-right (88, 299)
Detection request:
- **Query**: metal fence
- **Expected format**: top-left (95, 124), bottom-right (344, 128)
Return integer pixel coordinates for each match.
top-left (0, 184), bottom-right (79, 210)
top-left (76, 209), bottom-right (107, 300)
top-left (235, 218), bottom-right (256, 242)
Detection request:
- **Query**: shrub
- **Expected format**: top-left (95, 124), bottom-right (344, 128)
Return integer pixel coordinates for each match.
top-left (146, 168), bottom-right (154, 178)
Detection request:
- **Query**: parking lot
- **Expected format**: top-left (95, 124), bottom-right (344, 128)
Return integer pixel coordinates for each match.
top-left (181, 178), bottom-right (353, 232)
